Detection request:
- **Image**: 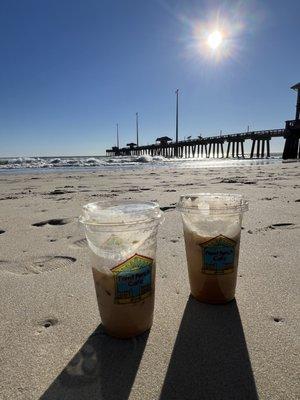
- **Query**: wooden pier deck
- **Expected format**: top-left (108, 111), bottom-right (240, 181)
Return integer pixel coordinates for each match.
top-left (106, 128), bottom-right (286, 159)
top-left (106, 83), bottom-right (300, 160)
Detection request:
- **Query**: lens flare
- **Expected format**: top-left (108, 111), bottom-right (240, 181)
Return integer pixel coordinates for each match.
top-left (160, 0), bottom-right (262, 68)
top-left (180, 4), bottom-right (252, 66)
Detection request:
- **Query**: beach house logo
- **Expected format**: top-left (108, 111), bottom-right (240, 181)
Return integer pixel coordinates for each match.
top-left (111, 254), bottom-right (153, 304)
top-left (200, 235), bottom-right (236, 275)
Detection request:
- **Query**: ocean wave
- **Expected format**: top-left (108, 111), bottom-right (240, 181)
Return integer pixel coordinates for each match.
top-left (0, 157), bottom-right (49, 169)
top-left (136, 155), bottom-right (167, 163)
top-left (0, 153), bottom-right (282, 172)
top-left (0, 155), bottom-right (169, 169)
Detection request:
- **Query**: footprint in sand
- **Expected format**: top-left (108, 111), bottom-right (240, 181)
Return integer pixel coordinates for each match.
top-left (0, 260), bottom-right (24, 275)
top-left (32, 218), bottom-right (72, 227)
top-left (0, 256), bottom-right (76, 275)
top-left (71, 238), bottom-right (88, 249)
top-left (28, 256), bottom-right (76, 273)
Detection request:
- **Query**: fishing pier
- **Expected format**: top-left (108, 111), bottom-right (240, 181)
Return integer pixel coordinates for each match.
top-left (106, 84), bottom-right (300, 160)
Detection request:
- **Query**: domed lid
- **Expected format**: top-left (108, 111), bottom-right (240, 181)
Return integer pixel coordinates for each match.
top-left (79, 200), bottom-right (163, 226)
top-left (177, 193), bottom-right (248, 214)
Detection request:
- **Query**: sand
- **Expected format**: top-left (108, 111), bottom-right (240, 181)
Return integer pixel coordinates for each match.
top-left (0, 162), bottom-right (299, 399)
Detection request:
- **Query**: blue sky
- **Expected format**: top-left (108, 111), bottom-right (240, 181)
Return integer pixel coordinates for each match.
top-left (0, 0), bottom-right (299, 156)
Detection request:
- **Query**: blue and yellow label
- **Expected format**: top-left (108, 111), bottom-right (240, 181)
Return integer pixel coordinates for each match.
top-left (200, 235), bottom-right (236, 275)
top-left (111, 254), bottom-right (153, 304)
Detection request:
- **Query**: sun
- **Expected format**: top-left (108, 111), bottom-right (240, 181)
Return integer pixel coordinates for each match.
top-left (207, 31), bottom-right (223, 50)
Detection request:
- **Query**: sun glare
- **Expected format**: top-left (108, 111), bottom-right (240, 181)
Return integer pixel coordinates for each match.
top-left (187, 7), bottom-right (246, 64)
top-left (207, 31), bottom-right (223, 50)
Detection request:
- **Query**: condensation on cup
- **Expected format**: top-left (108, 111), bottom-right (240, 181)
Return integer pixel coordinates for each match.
top-left (80, 201), bottom-right (164, 338)
top-left (177, 193), bottom-right (248, 304)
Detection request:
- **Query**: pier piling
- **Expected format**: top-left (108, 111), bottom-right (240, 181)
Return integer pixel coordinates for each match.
top-left (261, 140), bottom-right (265, 158)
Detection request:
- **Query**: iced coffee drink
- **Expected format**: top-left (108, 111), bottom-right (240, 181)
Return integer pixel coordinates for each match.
top-left (177, 194), bottom-right (248, 304)
top-left (91, 254), bottom-right (155, 338)
top-left (80, 201), bottom-right (163, 338)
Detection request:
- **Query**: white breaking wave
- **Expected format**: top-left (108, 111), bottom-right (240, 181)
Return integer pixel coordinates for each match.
top-left (136, 155), bottom-right (166, 163)
top-left (0, 155), bottom-right (170, 169)
top-left (0, 153), bottom-right (282, 173)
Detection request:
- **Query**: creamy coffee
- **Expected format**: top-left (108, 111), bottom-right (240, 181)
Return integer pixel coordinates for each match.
top-left (80, 201), bottom-right (163, 338)
top-left (183, 228), bottom-right (240, 303)
top-left (177, 193), bottom-right (248, 304)
top-left (91, 251), bottom-right (155, 338)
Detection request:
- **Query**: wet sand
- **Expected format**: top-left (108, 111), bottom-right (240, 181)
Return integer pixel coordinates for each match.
top-left (0, 161), bottom-right (299, 399)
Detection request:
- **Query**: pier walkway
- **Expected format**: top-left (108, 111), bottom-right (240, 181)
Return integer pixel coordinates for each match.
top-left (106, 128), bottom-right (285, 159)
top-left (106, 84), bottom-right (300, 159)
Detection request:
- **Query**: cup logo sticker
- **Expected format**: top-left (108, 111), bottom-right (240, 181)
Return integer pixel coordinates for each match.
top-left (200, 235), bottom-right (236, 274)
top-left (111, 254), bottom-right (153, 304)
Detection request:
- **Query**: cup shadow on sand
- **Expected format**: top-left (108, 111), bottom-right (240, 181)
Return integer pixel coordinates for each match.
top-left (40, 325), bottom-right (149, 400)
top-left (159, 297), bottom-right (258, 400)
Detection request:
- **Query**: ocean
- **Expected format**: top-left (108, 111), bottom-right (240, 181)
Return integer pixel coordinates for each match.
top-left (0, 154), bottom-right (283, 174)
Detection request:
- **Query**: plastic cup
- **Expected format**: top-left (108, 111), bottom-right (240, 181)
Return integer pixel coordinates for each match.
top-left (177, 193), bottom-right (248, 304)
top-left (79, 201), bottom-right (164, 338)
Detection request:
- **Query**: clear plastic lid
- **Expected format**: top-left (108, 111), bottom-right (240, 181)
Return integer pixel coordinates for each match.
top-left (177, 193), bottom-right (248, 214)
top-left (79, 200), bottom-right (163, 226)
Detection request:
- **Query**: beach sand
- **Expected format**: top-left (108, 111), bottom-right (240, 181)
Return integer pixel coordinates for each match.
top-left (0, 162), bottom-right (299, 400)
